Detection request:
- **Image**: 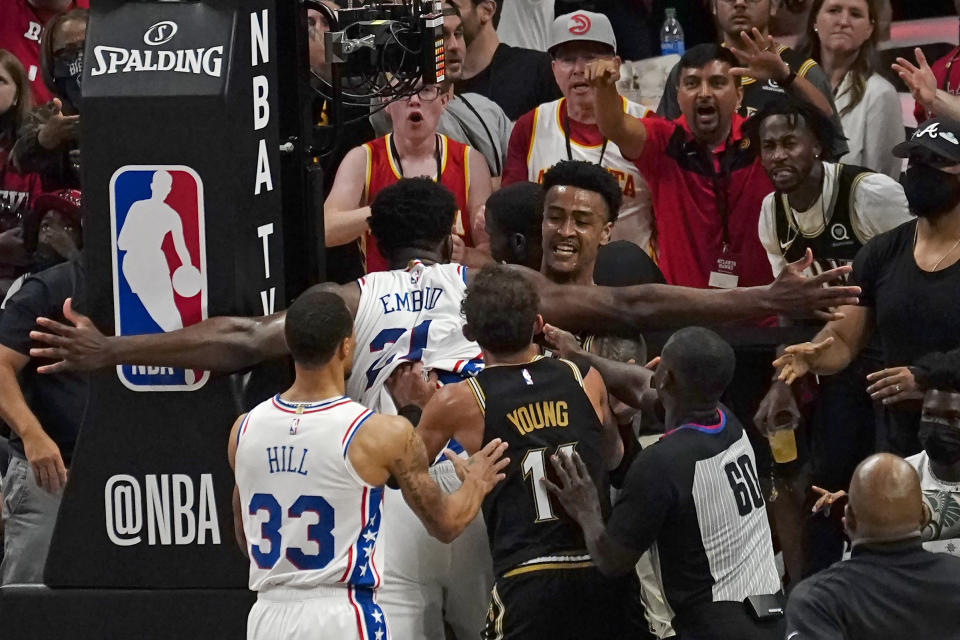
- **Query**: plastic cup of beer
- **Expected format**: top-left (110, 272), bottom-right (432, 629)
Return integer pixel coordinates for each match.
top-left (767, 411), bottom-right (798, 464)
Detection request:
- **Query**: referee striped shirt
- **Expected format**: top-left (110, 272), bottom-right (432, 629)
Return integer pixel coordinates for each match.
top-left (607, 407), bottom-right (780, 624)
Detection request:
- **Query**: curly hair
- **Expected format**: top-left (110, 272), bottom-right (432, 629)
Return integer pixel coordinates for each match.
top-left (541, 160), bottom-right (622, 223)
top-left (914, 351), bottom-right (960, 393)
top-left (800, 0), bottom-right (879, 117)
top-left (744, 97), bottom-right (845, 161)
top-left (367, 177), bottom-right (457, 259)
top-left (462, 264), bottom-right (539, 355)
top-left (285, 288), bottom-right (354, 368)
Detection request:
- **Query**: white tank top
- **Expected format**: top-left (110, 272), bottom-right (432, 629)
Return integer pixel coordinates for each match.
top-left (235, 394), bottom-right (384, 592)
top-left (526, 97), bottom-right (656, 255)
top-left (348, 260), bottom-right (483, 415)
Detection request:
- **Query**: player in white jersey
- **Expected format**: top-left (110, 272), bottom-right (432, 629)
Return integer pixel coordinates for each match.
top-left (34, 180), bottom-right (862, 635)
top-left (229, 288), bottom-right (508, 640)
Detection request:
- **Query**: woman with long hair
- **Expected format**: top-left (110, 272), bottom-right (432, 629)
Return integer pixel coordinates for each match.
top-left (802, 0), bottom-right (903, 179)
top-left (0, 50), bottom-right (41, 297)
top-left (11, 8), bottom-right (87, 190)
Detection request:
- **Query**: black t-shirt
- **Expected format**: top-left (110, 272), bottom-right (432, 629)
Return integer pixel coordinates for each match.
top-left (467, 356), bottom-right (607, 577)
top-left (785, 539), bottom-right (960, 639)
top-left (853, 219), bottom-right (960, 367)
top-left (0, 259), bottom-right (87, 462)
top-left (607, 407), bottom-right (780, 622)
top-left (455, 43), bottom-right (561, 121)
top-left (852, 219), bottom-right (960, 454)
top-left (594, 240), bottom-right (666, 286)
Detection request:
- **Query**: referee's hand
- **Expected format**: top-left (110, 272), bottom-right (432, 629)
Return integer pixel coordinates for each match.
top-left (543, 451), bottom-right (602, 525)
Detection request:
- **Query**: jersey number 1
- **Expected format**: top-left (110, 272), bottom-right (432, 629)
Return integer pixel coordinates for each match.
top-left (521, 444), bottom-right (576, 522)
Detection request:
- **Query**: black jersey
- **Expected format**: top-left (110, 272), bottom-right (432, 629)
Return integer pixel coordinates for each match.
top-left (465, 356), bottom-right (608, 577)
top-left (774, 163), bottom-right (873, 276)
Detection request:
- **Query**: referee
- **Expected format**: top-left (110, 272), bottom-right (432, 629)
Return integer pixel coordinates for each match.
top-left (545, 327), bottom-right (783, 639)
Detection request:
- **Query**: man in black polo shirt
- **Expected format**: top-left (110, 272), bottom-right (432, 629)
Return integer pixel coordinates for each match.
top-left (545, 326), bottom-right (783, 639)
top-left (0, 257), bottom-right (85, 584)
top-left (785, 452), bottom-right (960, 638)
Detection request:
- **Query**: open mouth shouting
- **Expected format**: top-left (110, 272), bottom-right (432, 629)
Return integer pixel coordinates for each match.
top-left (551, 239), bottom-right (580, 264)
top-left (408, 110), bottom-right (424, 124)
top-left (695, 101), bottom-right (719, 131)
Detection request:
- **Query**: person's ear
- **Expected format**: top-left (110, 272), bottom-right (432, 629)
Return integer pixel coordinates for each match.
top-left (439, 92), bottom-right (451, 107)
top-left (339, 334), bottom-right (354, 362)
top-left (843, 503), bottom-right (856, 538)
top-left (600, 221), bottom-right (613, 246)
top-left (532, 314), bottom-right (545, 337)
top-left (812, 140), bottom-right (823, 161)
top-left (441, 234), bottom-right (454, 262)
top-left (769, 0), bottom-right (778, 18)
top-left (479, 0), bottom-right (497, 23)
top-left (921, 501), bottom-right (932, 530)
top-left (510, 232), bottom-right (528, 262)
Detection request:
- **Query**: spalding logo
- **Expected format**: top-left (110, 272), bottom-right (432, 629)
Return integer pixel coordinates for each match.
top-left (568, 13), bottom-right (591, 35)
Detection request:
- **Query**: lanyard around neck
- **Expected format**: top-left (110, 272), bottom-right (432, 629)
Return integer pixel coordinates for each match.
top-left (563, 105), bottom-right (608, 167)
top-left (390, 133), bottom-right (443, 181)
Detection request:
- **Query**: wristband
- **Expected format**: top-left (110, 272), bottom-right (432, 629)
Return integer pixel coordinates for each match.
top-left (398, 404), bottom-right (423, 426)
top-left (780, 70), bottom-right (797, 88)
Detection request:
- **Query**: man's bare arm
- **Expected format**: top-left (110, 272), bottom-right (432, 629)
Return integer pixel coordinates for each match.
top-left (349, 414), bottom-right (508, 543)
top-left (588, 59), bottom-right (648, 160)
top-left (509, 249), bottom-right (860, 334)
top-left (227, 414), bottom-right (248, 558)
top-left (29, 282), bottom-right (361, 374)
top-left (417, 382), bottom-right (485, 462)
top-left (774, 305), bottom-right (874, 383)
top-left (324, 146), bottom-right (372, 247)
top-left (582, 367), bottom-right (623, 471)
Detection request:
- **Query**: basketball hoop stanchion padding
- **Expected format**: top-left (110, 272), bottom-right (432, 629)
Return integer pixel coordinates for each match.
top-left (0, 1), bottom-right (291, 636)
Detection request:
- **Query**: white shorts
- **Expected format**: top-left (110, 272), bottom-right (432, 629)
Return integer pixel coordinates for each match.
top-left (247, 585), bottom-right (389, 640)
top-left (376, 460), bottom-right (493, 640)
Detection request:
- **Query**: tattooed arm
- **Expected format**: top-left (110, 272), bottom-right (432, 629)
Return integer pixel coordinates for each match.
top-left (346, 414), bottom-right (509, 543)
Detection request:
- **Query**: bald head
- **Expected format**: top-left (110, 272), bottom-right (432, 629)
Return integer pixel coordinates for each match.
top-left (846, 453), bottom-right (925, 545)
top-left (659, 327), bottom-right (735, 404)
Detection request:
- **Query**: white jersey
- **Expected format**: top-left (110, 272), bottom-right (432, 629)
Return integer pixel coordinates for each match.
top-left (349, 261), bottom-right (483, 415)
top-left (526, 97), bottom-right (656, 255)
top-left (235, 394), bottom-right (385, 593)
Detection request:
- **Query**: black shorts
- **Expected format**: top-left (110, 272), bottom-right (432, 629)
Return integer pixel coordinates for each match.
top-left (481, 564), bottom-right (647, 640)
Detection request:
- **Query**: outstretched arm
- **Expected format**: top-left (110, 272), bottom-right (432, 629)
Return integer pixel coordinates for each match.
top-left (348, 414), bottom-right (508, 543)
top-left (588, 58), bottom-right (648, 160)
top-left (29, 282), bottom-right (361, 374)
top-left (894, 48), bottom-right (960, 122)
top-left (774, 305), bottom-right (873, 384)
top-left (515, 249), bottom-right (860, 335)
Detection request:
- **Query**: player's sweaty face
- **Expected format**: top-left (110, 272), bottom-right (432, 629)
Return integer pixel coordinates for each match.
top-left (540, 185), bottom-right (612, 281)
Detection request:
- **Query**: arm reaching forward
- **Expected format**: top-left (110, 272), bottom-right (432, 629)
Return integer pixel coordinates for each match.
top-left (587, 58), bottom-right (648, 160)
top-left (348, 414), bottom-right (509, 543)
top-left (29, 282), bottom-right (360, 374)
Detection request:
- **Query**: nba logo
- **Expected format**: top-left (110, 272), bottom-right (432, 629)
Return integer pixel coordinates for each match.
top-left (110, 165), bottom-right (209, 391)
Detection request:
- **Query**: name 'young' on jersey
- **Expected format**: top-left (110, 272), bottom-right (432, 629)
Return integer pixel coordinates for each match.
top-left (350, 260), bottom-right (483, 414)
top-left (465, 356), bottom-right (608, 577)
top-left (235, 394), bottom-right (384, 593)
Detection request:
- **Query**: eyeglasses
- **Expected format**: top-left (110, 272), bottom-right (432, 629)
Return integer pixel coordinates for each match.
top-left (403, 85), bottom-right (444, 102)
top-left (552, 52), bottom-right (614, 70)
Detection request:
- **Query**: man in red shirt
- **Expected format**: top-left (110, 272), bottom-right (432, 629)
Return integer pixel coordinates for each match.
top-left (0, 0), bottom-right (88, 105)
top-left (590, 43), bottom-right (775, 291)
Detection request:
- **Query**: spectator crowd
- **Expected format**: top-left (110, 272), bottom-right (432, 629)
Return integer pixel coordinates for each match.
top-left (2, 0), bottom-right (960, 638)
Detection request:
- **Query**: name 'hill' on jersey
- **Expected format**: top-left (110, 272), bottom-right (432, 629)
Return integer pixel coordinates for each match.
top-left (465, 356), bottom-right (607, 577)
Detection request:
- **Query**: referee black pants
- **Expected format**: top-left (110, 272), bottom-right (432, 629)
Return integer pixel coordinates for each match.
top-left (673, 602), bottom-right (784, 640)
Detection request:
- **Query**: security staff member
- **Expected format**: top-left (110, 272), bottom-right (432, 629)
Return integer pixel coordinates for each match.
top-left (544, 326), bottom-right (783, 639)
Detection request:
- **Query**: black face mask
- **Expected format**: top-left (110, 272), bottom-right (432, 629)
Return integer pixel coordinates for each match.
top-left (52, 49), bottom-right (83, 113)
top-left (919, 421), bottom-right (960, 466)
top-left (903, 164), bottom-right (960, 219)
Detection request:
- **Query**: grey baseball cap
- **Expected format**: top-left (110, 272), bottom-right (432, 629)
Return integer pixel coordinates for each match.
top-left (548, 11), bottom-right (617, 54)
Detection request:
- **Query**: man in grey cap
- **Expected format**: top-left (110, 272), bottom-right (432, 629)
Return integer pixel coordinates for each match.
top-left (503, 10), bottom-right (656, 255)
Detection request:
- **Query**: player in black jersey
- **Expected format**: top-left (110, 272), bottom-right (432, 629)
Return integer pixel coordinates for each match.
top-left (413, 265), bottom-right (644, 639)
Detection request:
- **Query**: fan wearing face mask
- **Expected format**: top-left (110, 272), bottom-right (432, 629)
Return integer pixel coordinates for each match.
top-left (774, 117), bottom-right (960, 457)
top-left (10, 8), bottom-right (86, 190)
top-left (812, 349), bottom-right (960, 559)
